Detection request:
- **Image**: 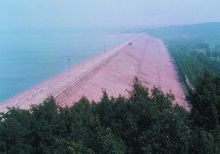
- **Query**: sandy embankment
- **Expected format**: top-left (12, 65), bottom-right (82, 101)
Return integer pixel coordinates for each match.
top-left (0, 33), bottom-right (188, 112)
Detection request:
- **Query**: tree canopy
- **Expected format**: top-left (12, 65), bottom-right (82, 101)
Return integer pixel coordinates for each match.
top-left (0, 73), bottom-right (220, 154)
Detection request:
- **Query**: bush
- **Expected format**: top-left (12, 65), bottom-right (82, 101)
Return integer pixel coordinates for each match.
top-left (0, 74), bottom-right (220, 154)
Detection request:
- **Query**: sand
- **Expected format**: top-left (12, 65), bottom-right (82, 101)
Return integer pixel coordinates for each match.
top-left (0, 33), bottom-right (188, 112)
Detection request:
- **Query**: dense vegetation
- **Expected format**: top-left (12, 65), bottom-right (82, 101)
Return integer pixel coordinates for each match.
top-left (0, 71), bottom-right (220, 154)
top-left (147, 22), bottom-right (220, 41)
top-left (167, 39), bottom-right (220, 89)
top-left (144, 22), bottom-right (220, 90)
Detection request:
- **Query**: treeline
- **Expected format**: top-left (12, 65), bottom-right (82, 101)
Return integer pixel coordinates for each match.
top-left (146, 22), bottom-right (220, 41)
top-left (141, 22), bottom-right (220, 90)
top-left (0, 71), bottom-right (220, 154)
top-left (167, 39), bottom-right (220, 89)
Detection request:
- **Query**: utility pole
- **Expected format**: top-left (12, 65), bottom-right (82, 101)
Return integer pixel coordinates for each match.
top-left (104, 45), bottom-right (106, 51)
top-left (67, 58), bottom-right (71, 71)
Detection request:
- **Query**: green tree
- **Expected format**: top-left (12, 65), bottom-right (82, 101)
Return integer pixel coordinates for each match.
top-left (188, 69), bottom-right (220, 154)
top-left (188, 69), bottom-right (220, 130)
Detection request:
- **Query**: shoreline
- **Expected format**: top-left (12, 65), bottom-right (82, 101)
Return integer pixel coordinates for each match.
top-left (0, 33), bottom-right (188, 112)
top-left (0, 33), bottom-right (141, 112)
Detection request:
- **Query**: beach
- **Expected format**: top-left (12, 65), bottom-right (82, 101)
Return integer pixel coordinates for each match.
top-left (0, 33), bottom-right (188, 112)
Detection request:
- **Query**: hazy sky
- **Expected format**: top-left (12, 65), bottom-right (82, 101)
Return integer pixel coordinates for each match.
top-left (0, 0), bottom-right (219, 29)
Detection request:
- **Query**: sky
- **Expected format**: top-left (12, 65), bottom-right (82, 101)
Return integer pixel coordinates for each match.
top-left (0, 0), bottom-right (220, 30)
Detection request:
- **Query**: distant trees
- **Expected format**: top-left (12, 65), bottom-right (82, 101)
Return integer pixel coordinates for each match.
top-left (215, 45), bottom-right (220, 52)
top-left (168, 43), bottom-right (204, 88)
top-left (0, 72), bottom-right (220, 154)
top-left (167, 40), bottom-right (220, 89)
top-left (196, 42), bottom-right (209, 50)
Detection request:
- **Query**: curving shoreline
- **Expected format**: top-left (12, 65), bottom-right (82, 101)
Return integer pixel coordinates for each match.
top-left (0, 33), bottom-right (188, 112)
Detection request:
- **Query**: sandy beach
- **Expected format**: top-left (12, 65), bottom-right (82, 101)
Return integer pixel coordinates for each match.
top-left (0, 33), bottom-right (188, 112)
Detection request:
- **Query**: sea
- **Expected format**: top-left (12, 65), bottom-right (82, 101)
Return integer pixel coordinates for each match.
top-left (0, 29), bottom-right (131, 102)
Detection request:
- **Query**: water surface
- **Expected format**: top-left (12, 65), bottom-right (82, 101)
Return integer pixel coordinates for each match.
top-left (0, 30), bottom-right (130, 102)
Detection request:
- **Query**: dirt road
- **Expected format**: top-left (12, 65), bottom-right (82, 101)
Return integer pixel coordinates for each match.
top-left (0, 33), bottom-right (188, 112)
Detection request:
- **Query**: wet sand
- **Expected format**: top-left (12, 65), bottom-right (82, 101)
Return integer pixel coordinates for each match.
top-left (0, 33), bottom-right (188, 112)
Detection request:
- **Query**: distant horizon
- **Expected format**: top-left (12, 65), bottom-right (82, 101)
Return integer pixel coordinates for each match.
top-left (1, 21), bottom-right (220, 32)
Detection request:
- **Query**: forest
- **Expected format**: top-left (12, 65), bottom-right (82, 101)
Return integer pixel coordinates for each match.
top-left (167, 39), bottom-right (220, 89)
top-left (146, 22), bottom-right (220, 90)
top-left (1, 71), bottom-right (220, 154)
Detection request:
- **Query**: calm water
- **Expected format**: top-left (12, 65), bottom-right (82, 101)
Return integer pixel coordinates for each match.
top-left (0, 31), bottom-right (130, 102)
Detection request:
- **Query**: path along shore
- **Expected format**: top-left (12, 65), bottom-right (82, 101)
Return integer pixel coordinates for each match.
top-left (0, 33), bottom-right (188, 112)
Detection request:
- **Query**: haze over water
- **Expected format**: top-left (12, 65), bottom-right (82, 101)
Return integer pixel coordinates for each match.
top-left (1, 0), bottom-right (219, 102)
top-left (0, 30), bottom-right (130, 102)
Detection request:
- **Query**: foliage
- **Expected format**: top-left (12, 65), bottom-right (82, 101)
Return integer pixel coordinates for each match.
top-left (0, 74), bottom-right (220, 153)
top-left (165, 39), bottom-right (220, 91)
top-left (187, 70), bottom-right (220, 154)
top-left (146, 22), bottom-right (220, 41)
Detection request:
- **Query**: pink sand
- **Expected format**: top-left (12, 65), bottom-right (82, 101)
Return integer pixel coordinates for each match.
top-left (0, 33), bottom-right (188, 112)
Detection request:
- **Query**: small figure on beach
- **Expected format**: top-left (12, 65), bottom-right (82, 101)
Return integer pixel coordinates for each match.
top-left (128, 42), bottom-right (132, 46)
